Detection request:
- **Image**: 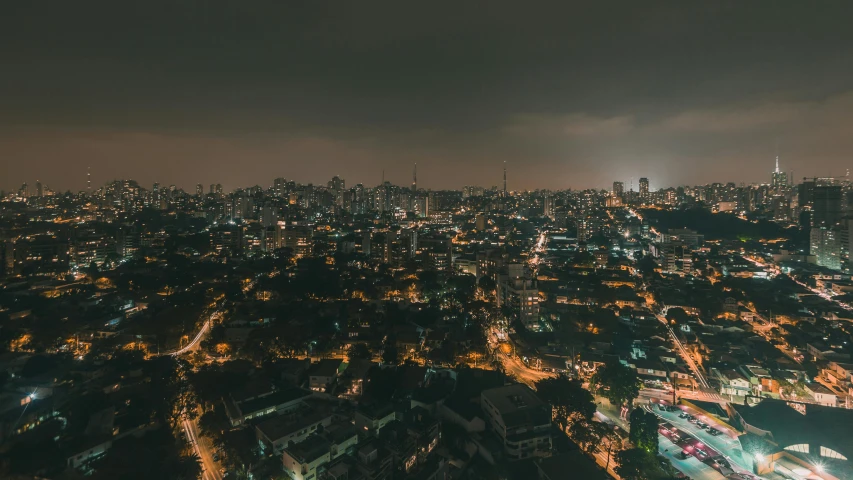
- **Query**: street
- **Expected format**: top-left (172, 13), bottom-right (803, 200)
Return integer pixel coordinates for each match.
top-left (183, 416), bottom-right (223, 480)
top-left (656, 312), bottom-right (725, 402)
top-left (498, 351), bottom-right (555, 387)
top-left (660, 436), bottom-right (726, 480)
top-left (650, 405), bottom-right (760, 478)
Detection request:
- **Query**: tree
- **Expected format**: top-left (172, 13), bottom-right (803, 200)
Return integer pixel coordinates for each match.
top-left (534, 377), bottom-right (595, 428)
top-left (569, 418), bottom-right (608, 454)
top-left (637, 255), bottom-right (657, 277)
top-left (381, 338), bottom-right (399, 365)
top-left (629, 408), bottom-right (659, 453)
top-left (348, 343), bottom-right (372, 360)
top-left (590, 362), bottom-right (641, 408)
top-left (615, 448), bottom-right (658, 480)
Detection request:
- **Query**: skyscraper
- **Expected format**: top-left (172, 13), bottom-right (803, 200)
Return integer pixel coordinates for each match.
top-left (812, 184), bottom-right (842, 227)
top-left (543, 195), bottom-right (554, 219)
top-left (503, 161), bottom-right (507, 194)
top-left (771, 156), bottom-right (787, 188)
top-left (613, 181), bottom-right (624, 198)
top-left (639, 177), bottom-right (649, 203)
top-left (195, 184), bottom-right (204, 197)
top-left (412, 163), bottom-right (417, 192)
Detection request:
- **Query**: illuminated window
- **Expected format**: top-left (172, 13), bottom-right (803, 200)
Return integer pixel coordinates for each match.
top-left (785, 444), bottom-right (809, 454)
top-left (820, 446), bottom-right (848, 460)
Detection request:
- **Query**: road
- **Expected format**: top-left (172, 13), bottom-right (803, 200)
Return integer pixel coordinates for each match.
top-left (656, 312), bottom-right (725, 402)
top-left (499, 352), bottom-right (555, 387)
top-left (183, 416), bottom-right (223, 480)
top-left (596, 399), bottom-right (725, 480)
top-left (160, 309), bottom-right (223, 357)
top-left (650, 405), bottom-right (760, 478)
top-left (486, 321), bottom-right (554, 388)
top-left (640, 387), bottom-right (728, 406)
top-left (659, 436), bottom-right (726, 480)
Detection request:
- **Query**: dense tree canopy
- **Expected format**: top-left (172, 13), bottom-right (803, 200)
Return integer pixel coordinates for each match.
top-left (590, 362), bottom-right (641, 408)
top-left (629, 408), bottom-right (659, 453)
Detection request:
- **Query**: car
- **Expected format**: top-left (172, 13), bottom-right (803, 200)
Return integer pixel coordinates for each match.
top-left (678, 450), bottom-right (691, 459)
top-left (708, 428), bottom-right (721, 436)
top-left (678, 412), bottom-right (689, 418)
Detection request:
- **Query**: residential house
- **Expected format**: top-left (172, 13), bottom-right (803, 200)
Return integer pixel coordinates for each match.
top-left (309, 359), bottom-right (343, 393)
top-left (805, 383), bottom-right (838, 407)
top-left (715, 369), bottom-right (751, 398)
top-left (631, 359), bottom-right (670, 389)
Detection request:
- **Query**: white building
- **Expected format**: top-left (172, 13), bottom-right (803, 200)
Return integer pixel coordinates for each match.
top-left (481, 384), bottom-right (552, 461)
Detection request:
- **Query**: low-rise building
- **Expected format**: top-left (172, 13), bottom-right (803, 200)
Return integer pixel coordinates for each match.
top-left (715, 369), bottom-right (751, 398)
top-left (805, 383), bottom-right (837, 407)
top-left (223, 386), bottom-right (312, 426)
top-left (309, 359), bottom-right (343, 393)
top-left (355, 403), bottom-right (397, 436)
top-left (283, 435), bottom-right (332, 480)
top-left (255, 405), bottom-right (334, 454)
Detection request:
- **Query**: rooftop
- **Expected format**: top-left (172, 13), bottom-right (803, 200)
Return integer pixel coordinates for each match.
top-left (482, 383), bottom-right (544, 414)
top-left (237, 386), bottom-right (311, 416)
top-left (284, 434), bottom-right (331, 464)
top-left (309, 359), bottom-right (343, 378)
top-left (255, 406), bottom-right (332, 441)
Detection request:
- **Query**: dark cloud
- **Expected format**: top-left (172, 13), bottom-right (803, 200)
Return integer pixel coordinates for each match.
top-left (2, 1), bottom-right (853, 191)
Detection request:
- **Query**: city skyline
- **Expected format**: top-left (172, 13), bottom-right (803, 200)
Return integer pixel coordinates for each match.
top-left (4, 154), bottom-right (825, 196)
top-left (6, 4), bottom-right (853, 480)
top-left (4, 2), bottom-right (853, 191)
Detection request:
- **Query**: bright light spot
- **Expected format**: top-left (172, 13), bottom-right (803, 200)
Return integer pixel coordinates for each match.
top-left (755, 453), bottom-right (765, 462)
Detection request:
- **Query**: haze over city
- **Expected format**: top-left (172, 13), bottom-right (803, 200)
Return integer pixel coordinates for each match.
top-left (4, 1), bottom-right (853, 192)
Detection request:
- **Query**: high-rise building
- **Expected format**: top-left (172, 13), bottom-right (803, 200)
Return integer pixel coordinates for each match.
top-left (543, 195), bottom-right (554, 220)
top-left (613, 181), bottom-right (624, 198)
top-left (273, 177), bottom-right (286, 197)
top-left (812, 185), bottom-right (842, 227)
top-left (328, 176), bottom-right (345, 207)
top-left (261, 204), bottom-right (278, 228)
top-left (771, 156), bottom-right (787, 189)
top-left (196, 184), bottom-right (204, 197)
top-left (284, 225), bottom-right (314, 258)
top-left (639, 177), bottom-right (650, 203)
top-left (810, 226), bottom-right (841, 271)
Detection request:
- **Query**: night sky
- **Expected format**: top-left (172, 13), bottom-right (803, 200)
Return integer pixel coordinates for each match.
top-left (3, 1), bottom-right (853, 192)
